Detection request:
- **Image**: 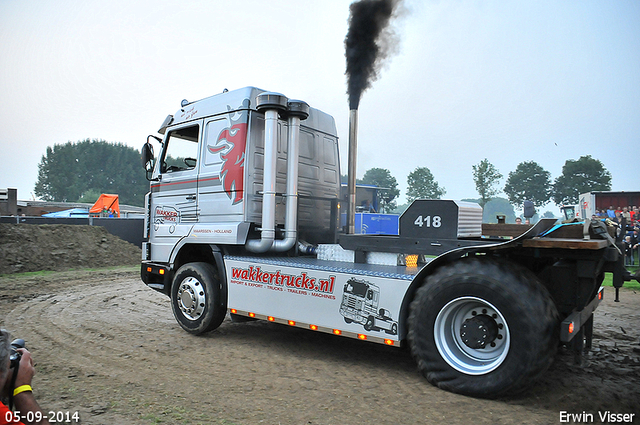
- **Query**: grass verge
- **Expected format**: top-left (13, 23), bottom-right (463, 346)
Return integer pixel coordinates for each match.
top-left (603, 265), bottom-right (639, 290)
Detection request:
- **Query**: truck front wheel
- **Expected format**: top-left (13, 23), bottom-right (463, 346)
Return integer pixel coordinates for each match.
top-left (408, 257), bottom-right (558, 398)
top-left (364, 316), bottom-right (375, 331)
top-left (171, 262), bottom-right (226, 335)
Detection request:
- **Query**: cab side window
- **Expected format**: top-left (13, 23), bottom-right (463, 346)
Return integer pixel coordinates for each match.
top-left (161, 125), bottom-right (199, 173)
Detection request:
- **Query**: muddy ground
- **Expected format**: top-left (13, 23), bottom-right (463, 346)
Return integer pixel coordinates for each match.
top-left (0, 224), bottom-right (639, 424)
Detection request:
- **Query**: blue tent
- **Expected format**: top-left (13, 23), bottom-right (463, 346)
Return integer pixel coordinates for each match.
top-left (42, 208), bottom-right (89, 218)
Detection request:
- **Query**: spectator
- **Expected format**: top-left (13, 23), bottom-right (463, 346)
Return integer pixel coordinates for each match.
top-left (0, 330), bottom-right (51, 425)
top-left (631, 229), bottom-right (639, 266)
top-left (624, 235), bottom-right (634, 266)
top-left (515, 217), bottom-right (522, 224)
top-left (622, 207), bottom-right (631, 223)
top-left (362, 199), bottom-right (376, 213)
top-left (616, 206), bottom-right (623, 216)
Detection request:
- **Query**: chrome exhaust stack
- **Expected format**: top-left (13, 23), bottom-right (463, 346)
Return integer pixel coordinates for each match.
top-left (246, 93), bottom-right (309, 253)
top-left (272, 99), bottom-right (309, 252)
top-left (246, 92), bottom-right (288, 253)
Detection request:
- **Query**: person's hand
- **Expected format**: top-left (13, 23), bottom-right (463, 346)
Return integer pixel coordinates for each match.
top-left (14, 348), bottom-right (36, 388)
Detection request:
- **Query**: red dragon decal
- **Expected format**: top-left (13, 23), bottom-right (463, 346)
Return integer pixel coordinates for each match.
top-left (208, 123), bottom-right (247, 204)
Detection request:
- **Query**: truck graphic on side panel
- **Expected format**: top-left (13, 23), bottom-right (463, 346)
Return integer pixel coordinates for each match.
top-left (339, 278), bottom-right (398, 335)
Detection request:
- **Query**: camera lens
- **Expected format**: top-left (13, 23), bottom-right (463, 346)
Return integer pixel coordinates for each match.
top-left (9, 338), bottom-right (25, 367)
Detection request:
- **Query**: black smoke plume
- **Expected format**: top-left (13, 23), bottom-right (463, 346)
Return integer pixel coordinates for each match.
top-left (345, 0), bottom-right (401, 110)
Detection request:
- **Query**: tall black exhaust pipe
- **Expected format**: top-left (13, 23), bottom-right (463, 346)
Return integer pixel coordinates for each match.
top-left (347, 109), bottom-right (358, 234)
top-left (345, 0), bottom-right (401, 232)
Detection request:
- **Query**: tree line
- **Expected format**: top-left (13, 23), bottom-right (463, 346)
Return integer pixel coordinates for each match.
top-left (35, 139), bottom-right (149, 206)
top-left (34, 139), bottom-right (612, 211)
top-left (353, 155), bottom-right (611, 213)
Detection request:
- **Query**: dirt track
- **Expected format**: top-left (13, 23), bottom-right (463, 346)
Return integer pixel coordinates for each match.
top-left (0, 267), bottom-right (639, 425)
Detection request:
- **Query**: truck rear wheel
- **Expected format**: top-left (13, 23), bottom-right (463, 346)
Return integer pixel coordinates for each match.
top-left (171, 262), bottom-right (226, 335)
top-left (408, 257), bottom-right (558, 398)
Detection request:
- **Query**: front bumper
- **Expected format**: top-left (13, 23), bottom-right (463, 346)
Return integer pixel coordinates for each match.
top-left (141, 261), bottom-right (173, 296)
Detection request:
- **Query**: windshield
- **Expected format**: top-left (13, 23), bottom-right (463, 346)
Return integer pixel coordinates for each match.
top-left (344, 279), bottom-right (368, 297)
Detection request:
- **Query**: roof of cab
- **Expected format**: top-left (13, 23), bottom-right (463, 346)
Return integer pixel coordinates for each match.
top-left (167, 86), bottom-right (337, 137)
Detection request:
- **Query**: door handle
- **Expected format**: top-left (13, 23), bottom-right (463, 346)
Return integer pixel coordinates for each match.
top-left (186, 195), bottom-right (196, 201)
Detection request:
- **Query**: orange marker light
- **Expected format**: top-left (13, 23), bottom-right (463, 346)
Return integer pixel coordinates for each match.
top-left (249, 312), bottom-right (256, 318)
top-left (268, 316), bottom-right (275, 322)
top-left (333, 329), bottom-right (342, 335)
top-left (568, 322), bottom-right (574, 334)
top-left (288, 320), bottom-right (296, 326)
top-left (147, 267), bottom-right (152, 273)
top-left (159, 269), bottom-right (165, 275)
top-left (357, 334), bottom-right (367, 340)
top-left (230, 309), bottom-right (237, 314)
top-left (598, 291), bottom-right (603, 300)
top-left (384, 339), bottom-right (394, 346)
top-left (309, 324), bottom-right (318, 331)
top-left (405, 255), bottom-right (418, 267)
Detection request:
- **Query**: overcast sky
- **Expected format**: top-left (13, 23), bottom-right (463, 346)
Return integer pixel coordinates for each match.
top-left (1, 0), bottom-right (638, 210)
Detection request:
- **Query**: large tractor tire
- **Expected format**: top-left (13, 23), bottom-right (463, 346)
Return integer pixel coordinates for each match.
top-left (408, 257), bottom-right (558, 398)
top-left (171, 262), bottom-right (226, 335)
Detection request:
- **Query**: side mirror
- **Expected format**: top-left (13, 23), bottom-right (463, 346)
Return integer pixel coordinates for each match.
top-left (141, 141), bottom-right (155, 181)
top-left (141, 142), bottom-right (154, 168)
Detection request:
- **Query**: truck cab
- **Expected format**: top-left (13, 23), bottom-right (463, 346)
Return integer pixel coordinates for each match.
top-left (142, 87), bottom-right (341, 278)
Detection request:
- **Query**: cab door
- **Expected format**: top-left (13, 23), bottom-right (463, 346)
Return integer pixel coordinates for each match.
top-left (149, 121), bottom-right (201, 261)
top-left (198, 113), bottom-right (249, 224)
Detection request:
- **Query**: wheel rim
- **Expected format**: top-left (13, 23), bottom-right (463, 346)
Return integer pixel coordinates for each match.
top-left (434, 296), bottom-right (510, 375)
top-left (176, 276), bottom-right (206, 321)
